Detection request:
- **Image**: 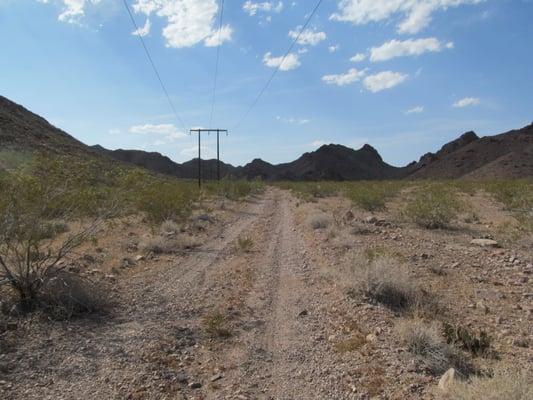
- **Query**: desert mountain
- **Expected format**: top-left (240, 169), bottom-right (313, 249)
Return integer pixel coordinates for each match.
top-left (409, 124), bottom-right (533, 179)
top-left (1, 95), bottom-right (532, 180)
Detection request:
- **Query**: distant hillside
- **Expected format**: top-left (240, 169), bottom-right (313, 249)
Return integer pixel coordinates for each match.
top-left (409, 124), bottom-right (533, 179)
top-left (1, 95), bottom-right (532, 180)
top-left (0, 96), bottom-right (98, 157)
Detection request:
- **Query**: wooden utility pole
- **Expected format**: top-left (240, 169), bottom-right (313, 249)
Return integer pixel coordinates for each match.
top-left (190, 128), bottom-right (228, 188)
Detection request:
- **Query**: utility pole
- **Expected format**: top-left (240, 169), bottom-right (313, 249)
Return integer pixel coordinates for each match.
top-left (190, 128), bottom-right (228, 188)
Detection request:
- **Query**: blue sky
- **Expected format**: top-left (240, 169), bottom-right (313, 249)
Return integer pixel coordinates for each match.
top-left (1, 0), bottom-right (532, 166)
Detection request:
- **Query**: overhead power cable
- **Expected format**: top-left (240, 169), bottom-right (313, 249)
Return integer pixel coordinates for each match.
top-left (122, 0), bottom-right (188, 132)
top-left (232, 0), bottom-right (324, 130)
top-left (208, 0), bottom-right (226, 129)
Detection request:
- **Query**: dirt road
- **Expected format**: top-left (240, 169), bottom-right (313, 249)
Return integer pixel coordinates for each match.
top-left (4, 189), bottom-right (354, 400)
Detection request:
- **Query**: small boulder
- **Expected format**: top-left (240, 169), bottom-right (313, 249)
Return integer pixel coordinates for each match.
top-left (438, 368), bottom-right (456, 393)
top-left (364, 216), bottom-right (378, 224)
top-left (470, 239), bottom-right (499, 248)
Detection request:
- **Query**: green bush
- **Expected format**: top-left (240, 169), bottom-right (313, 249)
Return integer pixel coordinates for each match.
top-left (402, 184), bottom-right (463, 229)
top-left (344, 181), bottom-right (406, 212)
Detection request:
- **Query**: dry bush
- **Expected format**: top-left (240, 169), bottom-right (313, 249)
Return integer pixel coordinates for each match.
top-left (354, 256), bottom-right (439, 315)
top-left (38, 271), bottom-right (109, 320)
top-left (402, 184), bottom-right (463, 229)
top-left (443, 322), bottom-right (492, 357)
top-left (397, 319), bottom-right (473, 376)
top-left (307, 213), bottom-right (332, 230)
top-left (143, 234), bottom-right (199, 254)
top-left (203, 310), bottom-right (232, 338)
top-left (160, 219), bottom-right (180, 235)
top-left (446, 368), bottom-right (532, 399)
top-left (235, 236), bottom-right (254, 253)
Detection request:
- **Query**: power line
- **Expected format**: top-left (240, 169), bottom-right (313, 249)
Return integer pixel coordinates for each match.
top-left (232, 0), bottom-right (324, 130)
top-left (122, 0), bottom-right (188, 132)
top-left (208, 0), bottom-right (225, 129)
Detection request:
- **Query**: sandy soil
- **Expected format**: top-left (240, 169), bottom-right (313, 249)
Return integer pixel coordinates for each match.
top-left (0, 188), bottom-right (531, 399)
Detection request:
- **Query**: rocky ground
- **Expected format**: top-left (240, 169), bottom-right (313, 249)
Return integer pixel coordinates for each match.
top-left (0, 188), bottom-right (531, 399)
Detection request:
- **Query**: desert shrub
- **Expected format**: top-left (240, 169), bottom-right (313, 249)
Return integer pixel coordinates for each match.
top-left (275, 182), bottom-right (338, 200)
top-left (204, 310), bottom-right (231, 338)
top-left (206, 178), bottom-right (264, 200)
top-left (446, 368), bottom-right (532, 400)
top-left (38, 271), bottom-right (109, 319)
top-left (307, 213), bottom-right (332, 229)
top-left (402, 184), bottom-right (463, 229)
top-left (443, 322), bottom-right (492, 357)
top-left (357, 256), bottom-right (438, 314)
top-left (344, 181), bottom-right (406, 212)
top-left (160, 219), bottom-right (180, 235)
top-left (397, 319), bottom-right (473, 376)
top-left (135, 179), bottom-right (196, 225)
top-left (235, 236), bottom-right (254, 253)
top-left (143, 234), bottom-right (198, 254)
top-left (485, 180), bottom-right (533, 233)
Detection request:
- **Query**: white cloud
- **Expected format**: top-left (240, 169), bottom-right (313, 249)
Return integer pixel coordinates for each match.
top-left (322, 68), bottom-right (367, 86)
top-left (453, 97), bottom-right (480, 108)
top-left (363, 71), bottom-right (408, 92)
top-left (370, 38), bottom-right (453, 62)
top-left (276, 116), bottom-right (311, 125)
top-left (328, 44), bottom-right (340, 53)
top-left (406, 105), bottom-right (424, 114)
top-left (263, 52), bottom-right (301, 71)
top-left (132, 0), bottom-right (232, 48)
top-left (204, 25), bottom-right (233, 47)
top-left (243, 1), bottom-right (283, 16)
top-left (51, 0), bottom-right (102, 24)
top-left (330, 0), bottom-right (484, 34)
top-left (289, 27), bottom-right (326, 46)
top-left (311, 140), bottom-right (327, 147)
top-left (181, 145), bottom-right (215, 158)
top-left (132, 18), bottom-right (151, 37)
top-left (350, 52), bottom-right (366, 62)
top-left (129, 123), bottom-right (186, 142)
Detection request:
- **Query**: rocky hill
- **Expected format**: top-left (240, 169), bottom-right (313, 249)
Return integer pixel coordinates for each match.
top-left (1, 95), bottom-right (532, 180)
top-left (409, 124), bottom-right (533, 179)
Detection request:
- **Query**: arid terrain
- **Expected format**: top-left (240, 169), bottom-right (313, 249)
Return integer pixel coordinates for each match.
top-left (1, 183), bottom-right (531, 399)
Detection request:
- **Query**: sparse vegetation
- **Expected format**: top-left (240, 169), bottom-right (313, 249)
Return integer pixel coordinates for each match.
top-left (402, 183), bottom-right (463, 229)
top-left (443, 322), bottom-right (492, 357)
top-left (344, 181), bottom-right (406, 211)
top-left (397, 319), bottom-right (472, 376)
top-left (204, 310), bottom-right (232, 338)
top-left (307, 213), bottom-right (332, 229)
top-left (235, 236), bottom-right (254, 253)
top-left (445, 368), bottom-right (532, 399)
top-left (356, 256), bottom-right (438, 315)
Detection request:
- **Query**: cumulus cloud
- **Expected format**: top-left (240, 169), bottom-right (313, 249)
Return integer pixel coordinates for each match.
top-left (132, 18), bottom-right (151, 37)
top-left (132, 0), bottom-right (232, 48)
top-left (453, 97), bottom-right (480, 108)
top-left (263, 52), bottom-right (301, 71)
top-left (46, 0), bottom-right (102, 24)
top-left (350, 53), bottom-right (366, 62)
top-left (276, 116), bottom-right (311, 125)
top-left (129, 123), bottom-right (186, 142)
top-left (363, 71), bottom-right (408, 92)
top-left (243, 1), bottom-right (283, 16)
top-left (322, 68), bottom-right (367, 86)
top-left (330, 0), bottom-right (484, 34)
top-left (406, 105), bottom-right (424, 114)
top-left (328, 44), bottom-right (340, 53)
top-left (289, 27), bottom-right (326, 46)
top-left (370, 38), bottom-right (453, 61)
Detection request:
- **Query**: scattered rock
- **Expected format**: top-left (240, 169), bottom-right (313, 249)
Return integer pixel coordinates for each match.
top-left (121, 258), bottom-right (136, 269)
top-left (210, 373), bottom-right (223, 382)
top-left (134, 255), bottom-right (145, 262)
top-left (364, 216), bottom-right (378, 224)
top-left (188, 382), bottom-right (202, 389)
top-left (344, 210), bottom-right (354, 221)
top-left (470, 239), bottom-right (499, 248)
top-left (365, 333), bottom-right (377, 343)
top-left (513, 338), bottom-right (529, 348)
top-left (438, 368), bottom-right (456, 393)
top-left (298, 310), bottom-right (308, 317)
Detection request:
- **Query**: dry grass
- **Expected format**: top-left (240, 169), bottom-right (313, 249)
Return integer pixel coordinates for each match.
top-left (143, 234), bottom-right (199, 254)
top-left (39, 271), bottom-right (109, 320)
top-left (307, 213), bottom-right (332, 230)
top-left (397, 319), bottom-right (472, 376)
top-left (235, 236), bottom-right (254, 253)
top-left (203, 310), bottom-right (232, 339)
top-left (357, 256), bottom-right (436, 314)
top-left (445, 368), bottom-right (532, 399)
